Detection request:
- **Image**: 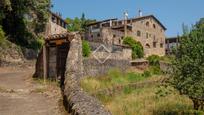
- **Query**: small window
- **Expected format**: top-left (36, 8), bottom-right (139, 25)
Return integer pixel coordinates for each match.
top-left (97, 33), bottom-right (100, 37)
top-left (145, 44), bottom-right (150, 48)
top-left (146, 22), bottom-right (150, 27)
top-left (91, 35), bottom-right (93, 38)
top-left (119, 39), bottom-right (121, 44)
top-left (153, 24), bottom-right (156, 29)
top-left (113, 34), bottom-right (116, 38)
top-left (160, 43), bottom-right (163, 48)
top-left (137, 30), bottom-right (141, 37)
top-left (153, 42), bottom-right (157, 48)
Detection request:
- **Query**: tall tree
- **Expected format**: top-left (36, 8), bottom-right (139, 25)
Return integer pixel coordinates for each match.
top-left (169, 18), bottom-right (204, 110)
top-left (66, 13), bottom-right (96, 32)
top-left (0, 0), bottom-right (51, 49)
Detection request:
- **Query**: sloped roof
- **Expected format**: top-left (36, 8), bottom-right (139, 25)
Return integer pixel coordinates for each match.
top-left (87, 15), bottom-right (167, 30)
top-left (125, 15), bottom-right (166, 30)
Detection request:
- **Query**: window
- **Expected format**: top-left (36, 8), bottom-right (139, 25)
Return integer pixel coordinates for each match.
top-left (97, 33), bottom-right (100, 37)
top-left (153, 42), bottom-right (157, 48)
top-left (153, 24), bottom-right (156, 29)
top-left (91, 35), bottom-right (93, 38)
top-left (113, 34), bottom-right (116, 38)
top-left (137, 30), bottom-right (141, 37)
top-left (160, 43), bottom-right (163, 48)
top-left (119, 39), bottom-right (121, 44)
top-left (146, 21), bottom-right (150, 27)
top-left (145, 44), bottom-right (150, 48)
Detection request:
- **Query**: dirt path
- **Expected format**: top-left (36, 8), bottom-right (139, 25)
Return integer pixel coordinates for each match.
top-left (0, 67), bottom-right (66, 115)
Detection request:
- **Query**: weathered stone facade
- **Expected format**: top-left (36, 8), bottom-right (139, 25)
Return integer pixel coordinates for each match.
top-left (45, 12), bottom-right (68, 36)
top-left (86, 15), bottom-right (166, 57)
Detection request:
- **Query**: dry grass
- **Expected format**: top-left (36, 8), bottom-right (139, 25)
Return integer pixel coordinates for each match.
top-left (103, 86), bottom-right (198, 115)
top-left (80, 69), bottom-right (204, 115)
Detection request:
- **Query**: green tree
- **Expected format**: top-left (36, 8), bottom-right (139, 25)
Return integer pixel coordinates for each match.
top-left (123, 36), bottom-right (144, 59)
top-left (66, 13), bottom-right (96, 32)
top-left (0, 0), bottom-right (50, 50)
top-left (169, 18), bottom-right (204, 110)
top-left (147, 55), bottom-right (160, 66)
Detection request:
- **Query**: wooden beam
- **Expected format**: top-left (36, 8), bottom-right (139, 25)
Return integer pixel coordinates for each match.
top-left (43, 45), bottom-right (47, 84)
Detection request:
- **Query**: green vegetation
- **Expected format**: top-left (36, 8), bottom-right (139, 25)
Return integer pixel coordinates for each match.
top-left (123, 36), bottom-right (144, 59)
top-left (66, 13), bottom-right (96, 32)
top-left (167, 18), bottom-right (204, 110)
top-left (147, 55), bottom-right (160, 66)
top-left (82, 40), bottom-right (91, 57)
top-left (0, 0), bottom-right (51, 51)
top-left (81, 68), bottom-right (162, 94)
top-left (81, 68), bottom-right (203, 115)
top-left (160, 55), bottom-right (175, 63)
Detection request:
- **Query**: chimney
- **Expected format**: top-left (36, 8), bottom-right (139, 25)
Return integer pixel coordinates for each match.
top-left (139, 10), bottom-right (142, 17)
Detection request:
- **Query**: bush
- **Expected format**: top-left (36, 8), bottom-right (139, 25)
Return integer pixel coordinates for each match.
top-left (82, 40), bottom-right (91, 57)
top-left (147, 55), bottom-right (160, 66)
top-left (148, 66), bottom-right (162, 75)
top-left (123, 36), bottom-right (144, 59)
top-left (142, 70), bottom-right (151, 77)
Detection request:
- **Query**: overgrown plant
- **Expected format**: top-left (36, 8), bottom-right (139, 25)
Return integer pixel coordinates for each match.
top-left (123, 36), bottom-right (144, 59)
top-left (147, 55), bottom-right (160, 66)
top-left (168, 18), bottom-right (204, 110)
top-left (82, 40), bottom-right (91, 57)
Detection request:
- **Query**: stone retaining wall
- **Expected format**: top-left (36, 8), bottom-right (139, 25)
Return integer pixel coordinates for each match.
top-left (83, 58), bottom-right (130, 77)
top-left (64, 33), bottom-right (111, 115)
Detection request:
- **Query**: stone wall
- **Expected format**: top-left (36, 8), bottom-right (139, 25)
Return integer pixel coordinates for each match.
top-left (0, 41), bottom-right (25, 66)
top-left (83, 58), bottom-right (130, 77)
top-left (63, 33), bottom-right (111, 115)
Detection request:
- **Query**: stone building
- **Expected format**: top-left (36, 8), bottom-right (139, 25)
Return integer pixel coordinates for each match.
top-left (85, 14), bottom-right (166, 57)
top-left (165, 37), bottom-right (179, 55)
top-left (45, 11), bottom-right (68, 36)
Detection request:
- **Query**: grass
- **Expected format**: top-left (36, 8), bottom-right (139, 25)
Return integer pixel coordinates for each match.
top-left (80, 68), bottom-right (160, 94)
top-left (80, 68), bottom-right (204, 115)
top-left (102, 86), bottom-right (203, 115)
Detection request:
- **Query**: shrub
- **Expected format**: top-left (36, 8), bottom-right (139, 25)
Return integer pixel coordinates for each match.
top-left (142, 70), bottom-right (151, 77)
top-left (123, 36), bottom-right (144, 59)
top-left (82, 40), bottom-right (91, 57)
top-left (147, 55), bottom-right (160, 66)
top-left (148, 66), bottom-right (162, 75)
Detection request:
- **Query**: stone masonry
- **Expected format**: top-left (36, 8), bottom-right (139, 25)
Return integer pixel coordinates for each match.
top-left (86, 14), bottom-right (166, 57)
top-left (63, 33), bottom-right (111, 115)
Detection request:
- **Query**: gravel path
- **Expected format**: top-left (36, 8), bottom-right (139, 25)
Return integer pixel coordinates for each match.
top-left (0, 67), bottom-right (65, 115)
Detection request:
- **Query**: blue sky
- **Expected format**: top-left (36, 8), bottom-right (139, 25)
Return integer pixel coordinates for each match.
top-left (52, 0), bottom-right (204, 37)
